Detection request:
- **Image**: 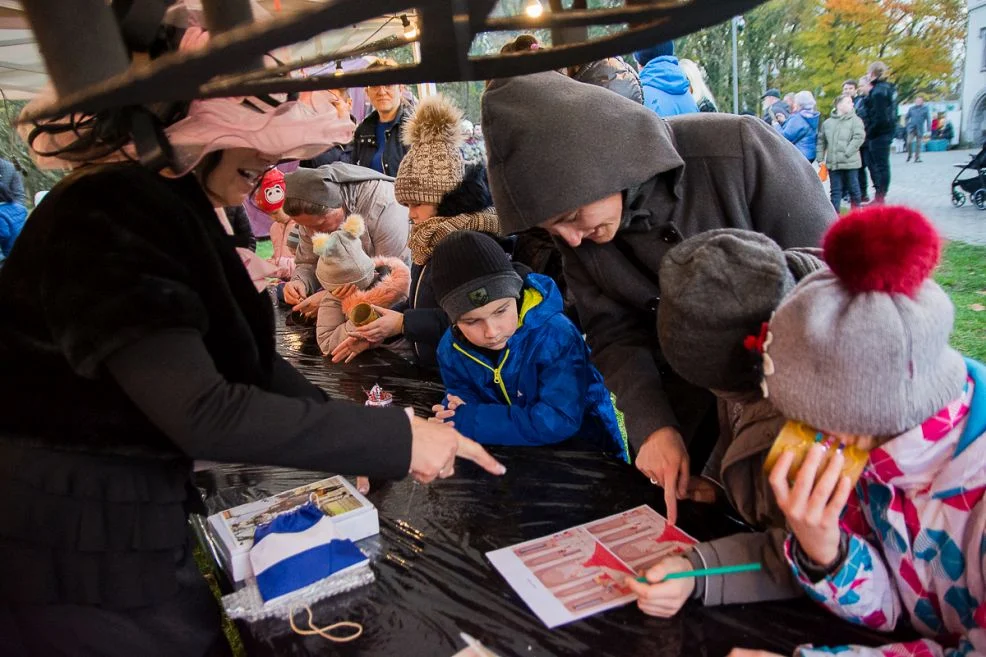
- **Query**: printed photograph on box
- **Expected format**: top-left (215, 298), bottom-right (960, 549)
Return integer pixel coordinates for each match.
top-left (222, 477), bottom-right (368, 547)
top-left (487, 505), bottom-right (695, 627)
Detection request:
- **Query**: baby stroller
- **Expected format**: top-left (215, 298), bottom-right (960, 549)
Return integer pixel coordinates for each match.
top-left (951, 143), bottom-right (986, 210)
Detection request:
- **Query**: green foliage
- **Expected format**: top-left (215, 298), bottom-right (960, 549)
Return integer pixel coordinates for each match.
top-left (677, 0), bottom-right (964, 114)
top-left (435, 81), bottom-right (487, 124)
top-left (0, 99), bottom-right (66, 206)
top-left (791, 0), bottom-right (965, 104)
top-left (678, 0), bottom-right (816, 113)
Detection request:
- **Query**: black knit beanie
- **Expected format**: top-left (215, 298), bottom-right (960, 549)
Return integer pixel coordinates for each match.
top-left (430, 231), bottom-right (523, 322)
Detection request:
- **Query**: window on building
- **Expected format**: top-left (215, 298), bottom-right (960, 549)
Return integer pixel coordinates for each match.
top-left (981, 27), bottom-right (986, 70)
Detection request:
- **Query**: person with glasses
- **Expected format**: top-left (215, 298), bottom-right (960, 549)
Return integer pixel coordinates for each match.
top-left (353, 57), bottom-right (411, 176)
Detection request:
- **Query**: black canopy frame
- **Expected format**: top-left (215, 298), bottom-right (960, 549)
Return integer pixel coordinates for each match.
top-left (20, 0), bottom-right (763, 122)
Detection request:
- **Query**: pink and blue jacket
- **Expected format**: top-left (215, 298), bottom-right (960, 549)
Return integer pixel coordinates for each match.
top-left (790, 359), bottom-right (986, 657)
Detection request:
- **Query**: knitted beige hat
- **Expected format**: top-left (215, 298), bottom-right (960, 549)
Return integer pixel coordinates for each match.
top-left (394, 94), bottom-right (465, 206)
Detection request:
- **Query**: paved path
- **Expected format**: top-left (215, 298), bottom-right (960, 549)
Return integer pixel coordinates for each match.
top-left (868, 147), bottom-right (986, 245)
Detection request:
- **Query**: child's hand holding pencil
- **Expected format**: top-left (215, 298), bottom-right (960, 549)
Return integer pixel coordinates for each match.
top-left (626, 558), bottom-right (762, 618)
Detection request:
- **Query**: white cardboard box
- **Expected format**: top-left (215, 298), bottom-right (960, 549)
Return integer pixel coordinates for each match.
top-left (207, 475), bottom-right (379, 582)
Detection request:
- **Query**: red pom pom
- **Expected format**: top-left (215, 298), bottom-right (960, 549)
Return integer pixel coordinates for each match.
top-left (822, 205), bottom-right (941, 297)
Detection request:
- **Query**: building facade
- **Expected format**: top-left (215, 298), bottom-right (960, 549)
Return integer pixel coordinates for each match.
top-left (963, 0), bottom-right (986, 145)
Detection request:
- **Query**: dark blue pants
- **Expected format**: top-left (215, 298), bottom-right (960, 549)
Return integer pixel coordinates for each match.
top-left (830, 168), bottom-right (862, 212)
top-left (868, 133), bottom-right (893, 202)
top-left (857, 144), bottom-right (870, 199)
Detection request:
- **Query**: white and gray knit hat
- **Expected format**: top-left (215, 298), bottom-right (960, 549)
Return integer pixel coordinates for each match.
top-left (313, 214), bottom-right (375, 289)
top-left (763, 206), bottom-right (967, 437)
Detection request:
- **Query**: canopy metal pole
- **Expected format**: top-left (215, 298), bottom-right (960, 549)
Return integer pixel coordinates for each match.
top-left (201, 0), bottom-right (263, 72)
top-left (20, 0), bottom-right (130, 98)
top-left (731, 16), bottom-right (739, 114)
top-left (412, 42), bottom-right (436, 98)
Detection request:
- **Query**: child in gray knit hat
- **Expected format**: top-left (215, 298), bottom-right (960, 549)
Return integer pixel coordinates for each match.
top-left (731, 206), bottom-right (986, 657)
top-left (312, 214), bottom-right (410, 357)
top-left (628, 229), bottom-right (823, 617)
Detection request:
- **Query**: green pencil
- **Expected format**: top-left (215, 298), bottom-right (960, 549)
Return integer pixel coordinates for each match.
top-left (635, 562), bottom-right (761, 583)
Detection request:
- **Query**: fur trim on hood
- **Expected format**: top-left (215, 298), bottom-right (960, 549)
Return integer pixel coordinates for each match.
top-left (437, 163), bottom-right (494, 217)
top-left (340, 256), bottom-right (411, 315)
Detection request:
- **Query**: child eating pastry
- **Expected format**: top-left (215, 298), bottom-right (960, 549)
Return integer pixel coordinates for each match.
top-left (428, 231), bottom-right (628, 461)
top-left (730, 206), bottom-right (986, 657)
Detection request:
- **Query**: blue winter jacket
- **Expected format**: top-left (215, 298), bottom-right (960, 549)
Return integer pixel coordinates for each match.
top-left (638, 56), bottom-right (699, 118)
top-left (778, 109), bottom-right (821, 162)
top-left (0, 202), bottom-right (27, 258)
top-left (436, 273), bottom-right (628, 461)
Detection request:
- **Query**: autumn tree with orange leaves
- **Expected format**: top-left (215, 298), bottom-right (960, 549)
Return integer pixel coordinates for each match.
top-left (790, 0), bottom-right (965, 104)
top-left (677, 0), bottom-right (964, 113)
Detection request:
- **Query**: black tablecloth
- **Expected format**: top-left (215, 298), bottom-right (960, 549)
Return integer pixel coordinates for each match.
top-left (192, 304), bottom-right (905, 657)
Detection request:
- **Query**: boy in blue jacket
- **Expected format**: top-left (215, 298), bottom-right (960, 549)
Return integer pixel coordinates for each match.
top-left (428, 231), bottom-right (628, 461)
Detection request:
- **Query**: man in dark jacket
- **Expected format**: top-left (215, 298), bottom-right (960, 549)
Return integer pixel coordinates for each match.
top-left (761, 88), bottom-right (782, 124)
top-left (904, 96), bottom-right (931, 163)
top-left (352, 58), bottom-right (411, 176)
top-left (863, 61), bottom-right (897, 203)
top-left (482, 71), bottom-right (834, 524)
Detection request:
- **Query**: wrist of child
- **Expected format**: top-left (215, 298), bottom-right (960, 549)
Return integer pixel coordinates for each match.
top-left (793, 532), bottom-right (848, 583)
top-left (683, 550), bottom-right (705, 600)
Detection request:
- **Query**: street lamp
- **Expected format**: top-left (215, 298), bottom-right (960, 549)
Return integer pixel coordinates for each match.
top-left (730, 16), bottom-right (741, 114)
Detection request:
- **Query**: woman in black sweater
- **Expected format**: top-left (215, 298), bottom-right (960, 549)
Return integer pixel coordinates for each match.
top-left (0, 75), bottom-right (502, 657)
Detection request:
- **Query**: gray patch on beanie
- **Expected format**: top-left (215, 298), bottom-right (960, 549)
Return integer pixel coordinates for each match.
top-left (658, 229), bottom-right (799, 393)
top-left (440, 272), bottom-right (524, 323)
top-left (430, 230), bottom-right (523, 322)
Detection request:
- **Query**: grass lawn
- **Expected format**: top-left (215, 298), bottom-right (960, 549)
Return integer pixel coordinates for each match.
top-left (936, 241), bottom-right (986, 362)
top-left (193, 544), bottom-right (245, 656)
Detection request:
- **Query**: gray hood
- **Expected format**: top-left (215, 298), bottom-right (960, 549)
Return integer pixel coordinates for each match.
top-left (481, 71), bottom-right (684, 234)
top-left (312, 162), bottom-right (394, 184)
top-left (285, 163), bottom-right (394, 208)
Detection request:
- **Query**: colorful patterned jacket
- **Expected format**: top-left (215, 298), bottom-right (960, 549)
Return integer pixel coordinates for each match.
top-left (791, 359), bottom-right (986, 657)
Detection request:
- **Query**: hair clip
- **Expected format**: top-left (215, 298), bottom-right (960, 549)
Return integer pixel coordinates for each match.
top-left (743, 321), bottom-right (770, 354)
